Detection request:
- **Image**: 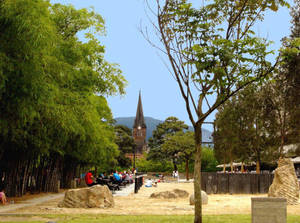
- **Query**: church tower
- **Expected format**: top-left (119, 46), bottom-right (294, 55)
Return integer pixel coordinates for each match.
top-left (133, 92), bottom-right (147, 155)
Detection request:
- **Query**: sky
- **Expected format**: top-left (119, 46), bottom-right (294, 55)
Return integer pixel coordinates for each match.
top-left (51, 0), bottom-right (293, 130)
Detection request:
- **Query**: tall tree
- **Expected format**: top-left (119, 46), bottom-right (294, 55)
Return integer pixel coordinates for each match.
top-left (281, 0), bottom-right (300, 145)
top-left (148, 116), bottom-right (188, 170)
top-left (214, 97), bottom-right (240, 172)
top-left (114, 125), bottom-right (135, 168)
top-left (162, 131), bottom-right (195, 180)
top-left (0, 0), bottom-right (126, 195)
top-left (146, 1), bottom-right (288, 222)
top-left (214, 86), bottom-right (280, 173)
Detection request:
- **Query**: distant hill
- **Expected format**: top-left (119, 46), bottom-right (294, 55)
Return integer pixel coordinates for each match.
top-left (114, 116), bottom-right (213, 143)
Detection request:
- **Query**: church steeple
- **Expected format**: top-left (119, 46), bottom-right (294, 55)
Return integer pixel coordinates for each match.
top-left (133, 91), bottom-right (146, 129)
top-left (132, 91), bottom-right (147, 155)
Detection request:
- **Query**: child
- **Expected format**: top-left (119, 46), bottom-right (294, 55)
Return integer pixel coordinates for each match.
top-left (0, 189), bottom-right (7, 205)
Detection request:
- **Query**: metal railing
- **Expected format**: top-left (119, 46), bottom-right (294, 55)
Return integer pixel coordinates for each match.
top-left (134, 174), bottom-right (144, 193)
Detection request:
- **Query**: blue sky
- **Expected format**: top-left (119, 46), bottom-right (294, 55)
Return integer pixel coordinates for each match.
top-left (51, 0), bottom-right (293, 130)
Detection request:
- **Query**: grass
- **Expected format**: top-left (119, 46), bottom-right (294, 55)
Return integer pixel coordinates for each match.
top-left (1, 214), bottom-right (300, 223)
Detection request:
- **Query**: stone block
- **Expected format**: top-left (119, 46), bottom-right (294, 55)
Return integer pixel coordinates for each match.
top-left (58, 185), bottom-right (114, 208)
top-left (251, 197), bottom-right (286, 223)
top-left (189, 191), bottom-right (208, 205)
top-left (268, 158), bottom-right (300, 204)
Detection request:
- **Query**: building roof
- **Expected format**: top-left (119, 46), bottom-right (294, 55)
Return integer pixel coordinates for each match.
top-left (133, 91), bottom-right (146, 129)
top-left (216, 162), bottom-right (256, 168)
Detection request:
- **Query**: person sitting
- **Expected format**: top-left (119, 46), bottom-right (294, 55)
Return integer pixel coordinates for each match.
top-left (113, 170), bottom-right (122, 182)
top-left (0, 188), bottom-right (7, 205)
top-left (124, 173), bottom-right (133, 184)
top-left (85, 170), bottom-right (97, 187)
top-left (145, 178), bottom-right (152, 187)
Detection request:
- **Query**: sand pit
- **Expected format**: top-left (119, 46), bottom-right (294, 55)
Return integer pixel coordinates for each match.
top-left (3, 182), bottom-right (300, 215)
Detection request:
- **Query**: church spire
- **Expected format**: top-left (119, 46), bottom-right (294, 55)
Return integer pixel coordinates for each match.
top-left (133, 91), bottom-right (146, 128)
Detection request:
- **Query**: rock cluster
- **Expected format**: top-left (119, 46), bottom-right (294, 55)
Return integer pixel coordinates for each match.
top-left (150, 189), bottom-right (189, 199)
top-left (189, 191), bottom-right (208, 205)
top-left (268, 158), bottom-right (299, 205)
top-left (58, 185), bottom-right (114, 208)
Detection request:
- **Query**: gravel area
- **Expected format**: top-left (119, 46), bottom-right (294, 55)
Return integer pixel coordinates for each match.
top-left (0, 182), bottom-right (299, 216)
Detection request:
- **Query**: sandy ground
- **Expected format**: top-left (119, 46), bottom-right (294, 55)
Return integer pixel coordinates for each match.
top-left (1, 182), bottom-right (299, 216)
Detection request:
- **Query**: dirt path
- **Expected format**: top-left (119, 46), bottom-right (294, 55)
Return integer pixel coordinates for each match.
top-left (0, 193), bottom-right (64, 214)
top-left (1, 182), bottom-right (299, 216)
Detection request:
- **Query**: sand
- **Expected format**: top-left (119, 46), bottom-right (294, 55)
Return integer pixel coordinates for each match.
top-left (3, 182), bottom-right (299, 216)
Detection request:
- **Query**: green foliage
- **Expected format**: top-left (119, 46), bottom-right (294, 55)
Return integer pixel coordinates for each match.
top-left (114, 125), bottom-right (135, 168)
top-left (136, 156), bottom-right (173, 172)
top-left (151, 0), bottom-right (289, 219)
top-left (214, 85), bottom-right (279, 169)
top-left (162, 131), bottom-right (195, 160)
top-left (0, 0), bottom-right (126, 173)
top-left (148, 116), bottom-right (188, 162)
top-left (201, 147), bottom-right (219, 172)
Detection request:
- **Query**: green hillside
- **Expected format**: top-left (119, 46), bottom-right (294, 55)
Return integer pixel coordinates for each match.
top-left (114, 116), bottom-right (213, 143)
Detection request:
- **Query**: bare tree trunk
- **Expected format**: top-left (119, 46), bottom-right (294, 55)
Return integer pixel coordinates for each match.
top-left (194, 124), bottom-right (202, 223)
top-left (241, 162), bottom-right (244, 173)
top-left (256, 159), bottom-right (260, 173)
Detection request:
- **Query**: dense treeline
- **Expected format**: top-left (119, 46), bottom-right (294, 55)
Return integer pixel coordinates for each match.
top-left (147, 117), bottom-right (218, 177)
top-left (214, 0), bottom-right (300, 173)
top-left (0, 0), bottom-right (126, 196)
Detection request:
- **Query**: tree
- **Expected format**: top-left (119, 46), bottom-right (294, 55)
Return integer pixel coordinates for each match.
top-left (148, 116), bottom-right (188, 170)
top-left (214, 97), bottom-right (240, 172)
top-left (280, 0), bottom-right (300, 145)
top-left (201, 147), bottom-right (218, 172)
top-left (161, 131), bottom-right (195, 180)
top-left (214, 86), bottom-right (280, 173)
top-left (114, 125), bottom-right (135, 168)
top-left (145, 1), bottom-right (288, 222)
top-left (0, 0), bottom-right (126, 195)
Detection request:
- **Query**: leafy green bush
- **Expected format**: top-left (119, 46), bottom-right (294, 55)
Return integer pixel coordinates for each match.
top-left (136, 157), bottom-right (173, 172)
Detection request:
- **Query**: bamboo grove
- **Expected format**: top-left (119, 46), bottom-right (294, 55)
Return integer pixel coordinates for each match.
top-left (0, 0), bottom-right (126, 196)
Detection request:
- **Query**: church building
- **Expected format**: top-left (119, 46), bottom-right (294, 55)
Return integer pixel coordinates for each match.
top-left (132, 92), bottom-right (147, 156)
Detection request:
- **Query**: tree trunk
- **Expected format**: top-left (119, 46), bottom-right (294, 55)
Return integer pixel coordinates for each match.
top-left (280, 132), bottom-right (285, 158)
top-left (194, 123), bottom-right (202, 223)
top-left (241, 162), bottom-right (244, 173)
top-left (185, 159), bottom-right (189, 181)
top-left (173, 158), bottom-right (178, 171)
top-left (223, 163), bottom-right (226, 173)
top-left (256, 160), bottom-right (260, 173)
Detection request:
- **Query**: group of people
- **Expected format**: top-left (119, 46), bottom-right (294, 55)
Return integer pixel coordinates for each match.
top-left (85, 170), bottom-right (134, 187)
top-left (172, 170), bottom-right (179, 178)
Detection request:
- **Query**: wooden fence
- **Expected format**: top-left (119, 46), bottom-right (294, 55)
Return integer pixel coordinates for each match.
top-left (201, 172), bottom-right (274, 194)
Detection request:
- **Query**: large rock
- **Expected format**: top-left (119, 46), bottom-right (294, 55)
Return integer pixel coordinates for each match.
top-left (189, 191), bottom-right (208, 205)
top-left (58, 185), bottom-right (114, 208)
top-left (173, 189), bottom-right (189, 198)
top-left (268, 158), bottom-right (299, 205)
top-left (150, 189), bottom-right (189, 199)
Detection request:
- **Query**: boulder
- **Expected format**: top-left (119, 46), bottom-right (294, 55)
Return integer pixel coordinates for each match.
top-left (173, 189), bottom-right (189, 198)
top-left (58, 185), bottom-right (114, 208)
top-left (150, 189), bottom-right (189, 199)
top-left (189, 191), bottom-right (208, 205)
top-left (268, 158), bottom-right (299, 205)
top-left (150, 191), bottom-right (178, 199)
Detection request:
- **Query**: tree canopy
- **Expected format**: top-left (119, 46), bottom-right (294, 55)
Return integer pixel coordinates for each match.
top-left (145, 0), bottom-right (289, 222)
top-left (0, 0), bottom-right (126, 196)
